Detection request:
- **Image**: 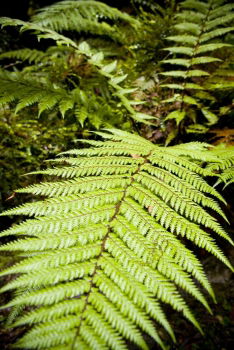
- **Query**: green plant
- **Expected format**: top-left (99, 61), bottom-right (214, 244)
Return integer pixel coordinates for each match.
top-left (31, 0), bottom-right (138, 41)
top-left (0, 33), bottom-right (150, 128)
top-left (0, 129), bottom-right (233, 349)
top-left (0, 106), bottom-right (86, 215)
top-left (0, 4), bottom-right (153, 129)
top-left (207, 145), bottom-right (234, 187)
top-left (0, 1), bottom-right (234, 349)
top-left (160, 0), bottom-right (234, 137)
top-left (1, 0), bottom-right (233, 138)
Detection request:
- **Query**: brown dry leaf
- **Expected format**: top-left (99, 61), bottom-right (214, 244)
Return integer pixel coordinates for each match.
top-left (147, 205), bottom-right (154, 214)
top-left (210, 128), bottom-right (234, 145)
top-left (131, 154), bottom-right (141, 159)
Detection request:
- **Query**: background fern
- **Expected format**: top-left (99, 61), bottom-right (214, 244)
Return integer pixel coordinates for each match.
top-left (0, 129), bottom-right (233, 349)
top-left (0, 20), bottom-right (153, 127)
top-left (31, 0), bottom-right (139, 41)
top-left (207, 145), bottom-right (234, 187)
top-left (160, 0), bottom-right (234, 138)
top-left (0, 0), bottom-right (233, 138)
top-left (0, 7), bottom-right (152, 128)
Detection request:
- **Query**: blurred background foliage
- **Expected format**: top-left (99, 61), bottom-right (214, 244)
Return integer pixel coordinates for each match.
top-left (0, 106), bottom-right (86, 215)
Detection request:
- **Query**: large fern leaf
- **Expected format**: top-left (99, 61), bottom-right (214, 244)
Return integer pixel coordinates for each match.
top-left (0, 130), bottom-right (233, 349)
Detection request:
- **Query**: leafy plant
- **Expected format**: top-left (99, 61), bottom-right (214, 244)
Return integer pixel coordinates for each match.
top-left (0, 1), bottom-right (234, 349)
top-left (0, 106), bottom-right (86, 215)
top-left (0, 31), bottom-right (150, 128)
top-left (31, 0), bottom-right (138, 41)
top-left (161, 0), bottom-right (234, 137)
top-left (0, 4), bottom-right (152, 129)
top-left (0, 129), bottom-right (233, 349)
top-left (1, 0), bottom-right (232, 138)
top-left (207, 145), bottom-right (234, 187)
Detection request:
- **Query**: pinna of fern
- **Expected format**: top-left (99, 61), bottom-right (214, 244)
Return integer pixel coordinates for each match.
top-left (161, 0), bottom-right (234, 135)
top-left (206, 145), bottom-right (234, 187)
top-left (0, 129), bottom-right (233, 350)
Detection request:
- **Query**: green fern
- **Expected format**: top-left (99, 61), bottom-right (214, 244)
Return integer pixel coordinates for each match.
top-left (206, 146), bottom-right (234, 187)
top-left (161, 0), bottom-right (234, 136)
top-left (204, 52), bottom-right (234, 90)
top-left (0, 18), bottom-right (152, 125)
top-left (32, 0), bottom-right (139, 41)
top-left (0, 65), bottom-right (120, 126)
top-left (0, 129), bottom-right (233, 349)
top-left (0, 48), bottom-right (47, 64)
top-left (131, 0), bottom-right (166, 15)
top-left (0, 68), bottom-right (73, 116)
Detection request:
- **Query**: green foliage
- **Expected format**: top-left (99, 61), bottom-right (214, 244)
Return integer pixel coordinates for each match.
top-left (160, 0), bottom-right (234, 139)
top-left (0, 129), bottom-right (233, 349)
top-left (0, 30), bottom-right (148, 127)
top-left (0, 0), bottom-right (233, 139)
top-left (0, 106), bottom-right (86, 214)
top-left (207, 145), bottom-right (234, 187)
top-left (0, 8), bottom-right (153, 128)
top-left (0, 1), bottom-right (234, 349)
top-left (31, 0), bottom-right (139, 40)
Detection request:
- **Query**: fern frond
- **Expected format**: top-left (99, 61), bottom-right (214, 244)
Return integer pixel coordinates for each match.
top-left (180, 0), bottom-right (209, 12)
top-left (131, 0), bottom-right (165, 16)
top-left (217, 168), bottom-right (234, 187)
top-left (204, 56), bottom-right (234, 90)
top-left (200, 27), bottom-right (234, 42)
top-left (206, 13), bottom-right (234, 30)
top-left (0, 48), bottom-right (46, 64)
top-left (0, 69), bottom-right (73, 115)
top-left (32, 0), bottom-right (139, 41)
top-left (206, 146), bottom-right (234, 187)
top-left (163, 46), bottom-right (194, 56)
top-left (196, 43), bottom-right (231, 54)
top-left (209, 3), bottom-right (234, 19)
top-left (0, 130), bottom-right (233, 349)
top-left (166, 35), bottom-right (197, 45)
top-left (161, 0), bottom-right (234, 133)
top-left (0, 14), bottom-right (154, 125)
top-left (174, 21), bottom-right (201, 34)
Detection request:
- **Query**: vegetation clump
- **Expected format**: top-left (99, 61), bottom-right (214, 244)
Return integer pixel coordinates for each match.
top-left (0, 1), bottom-right (233, 349)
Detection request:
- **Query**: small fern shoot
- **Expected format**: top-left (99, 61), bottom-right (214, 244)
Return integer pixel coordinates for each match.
top-left (0, 129), bottom-right (233, 349)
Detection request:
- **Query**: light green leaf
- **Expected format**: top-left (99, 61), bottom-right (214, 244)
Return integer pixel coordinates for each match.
top-left (102, 61), bottom-right (117, 74)
top-left (196, 43), bottom-right (231, 54)
top-left (186, 124), bottom-right (209, 133)
top-left (78, 41), bottom-right (91, 55)
top-left (90, 52), bottom-right (104, 64)
top-left (163, 46), bottom-right (193, 56)
top-left (201, 109), bottom-right (218, 125)
top-left (59, 99), bottom-right (74, 118)
top-left (110, 74), bottom-right (128, 85)
top-left (165, 110), bottom-right (186, 126)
